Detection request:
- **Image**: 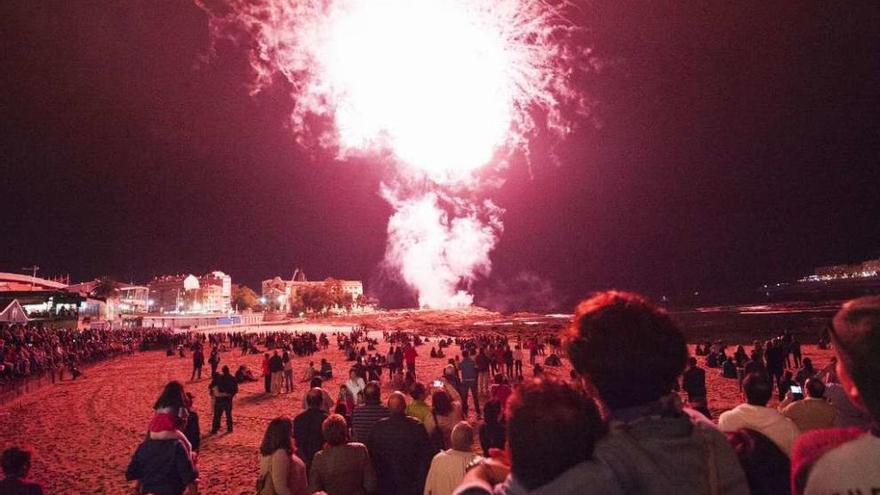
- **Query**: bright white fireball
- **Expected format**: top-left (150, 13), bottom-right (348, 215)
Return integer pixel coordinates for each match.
top-left (198, 0), bottom-right (585, 308)
top-left (313, 0), bottom-right (514, 182)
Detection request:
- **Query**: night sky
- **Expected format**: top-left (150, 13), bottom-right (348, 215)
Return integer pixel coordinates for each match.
top-left (2, 2), bottom-right (879, 309)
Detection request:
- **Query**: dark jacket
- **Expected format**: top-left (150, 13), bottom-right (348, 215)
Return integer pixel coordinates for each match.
top-left (183, 409), bottom-right (201, 452)
top-left (294, 408), bottom-right (329, 467)
top-left (210, 372), bottom-right (238, 397)
top-left (367, 414), bottom-right (434, 495)
top-left (0, 478), bottom-right (44, 495)
top-left (478, 421), bottom-right (506, 457)
top-left (682, 367), bottom-right (707, 398)
top-left (269, 354), bottom-right (284, 373)
top-left (125, 438), bottom-right (197, 495)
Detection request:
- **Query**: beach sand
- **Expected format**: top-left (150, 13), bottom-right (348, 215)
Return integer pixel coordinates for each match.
top-left (0, 330), bottom-right (834, 494)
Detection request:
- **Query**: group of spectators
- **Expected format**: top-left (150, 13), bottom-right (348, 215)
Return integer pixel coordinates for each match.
top-left (5, 292), bottom-right (880, 495)
top-left (0, 323), bottom-right (177, 393)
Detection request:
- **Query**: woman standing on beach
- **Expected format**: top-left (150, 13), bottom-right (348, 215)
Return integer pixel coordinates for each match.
top-left (258, 417), bottom-right (308, 495)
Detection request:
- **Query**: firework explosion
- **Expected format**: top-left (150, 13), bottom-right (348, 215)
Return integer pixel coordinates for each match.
top-left (198, 0), bottom-right (590, 308)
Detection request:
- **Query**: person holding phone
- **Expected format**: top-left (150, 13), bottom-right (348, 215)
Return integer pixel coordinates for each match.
top-left (779, 378), bottom-right (836, 432)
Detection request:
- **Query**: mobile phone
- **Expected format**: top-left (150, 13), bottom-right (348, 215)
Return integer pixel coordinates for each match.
top-left (790, 385), bottom-right (803, 398)
top-left (432, 380), bottom-right (443, 387)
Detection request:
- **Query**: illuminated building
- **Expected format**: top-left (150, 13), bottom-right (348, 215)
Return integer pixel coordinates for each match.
top-left (147, 271), bottom-right (232, 313)
top-left (261, 268), bottom-right (364, 312)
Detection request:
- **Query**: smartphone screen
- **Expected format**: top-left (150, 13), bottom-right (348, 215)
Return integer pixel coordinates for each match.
top-left (790, 385), bottom-right (803, 395)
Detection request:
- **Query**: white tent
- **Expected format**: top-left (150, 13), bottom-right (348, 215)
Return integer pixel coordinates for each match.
top-left (0, 299), bottom-right (28, 324)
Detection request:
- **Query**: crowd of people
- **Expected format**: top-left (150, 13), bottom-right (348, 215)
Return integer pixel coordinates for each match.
top-left (0, 323), bottom-right (178, 394)
top-left (4, 292), bottom-right (879, 495)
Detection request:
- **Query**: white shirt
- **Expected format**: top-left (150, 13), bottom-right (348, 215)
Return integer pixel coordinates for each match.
top-left (424, 449), bottom-right (480, 495)
top-left (718, 403), bottom-right (801, 456)
top-left (805, 433), bottom-right (880, 495)
top-left (346, 377), bottom-right (366, 399)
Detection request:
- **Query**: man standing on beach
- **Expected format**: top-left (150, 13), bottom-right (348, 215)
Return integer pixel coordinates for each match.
top-left (459, 351), bottom-right (481, 418)
top-left (404, 344), bottom-right (418, 375)
top-left (208, 347), bottom-right (220, 376)
top-left (191, 346), bottom-right (204, 381)
top-left (210, 365), bottom-right (238, 434)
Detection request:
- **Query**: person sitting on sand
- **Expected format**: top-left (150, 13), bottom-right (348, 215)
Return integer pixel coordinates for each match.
top-left (320, 358), bottom-right (333, 379)
top-left (1, 447), bottom-right (44, 495)
top-left (794, 357), bottom-right (817, 386)
top-left (301, 361), bottom-right (317, 383)
top-left (235, 364), bottom-right (258, 383)
top-left (721, 356), bottom-right (738, 379)
top-left (733, 345), bottom-right (748, 367)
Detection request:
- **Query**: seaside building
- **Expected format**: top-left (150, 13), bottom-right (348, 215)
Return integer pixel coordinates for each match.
top-left (261, 268), bottom-right (364, 313)
top-left (147, 271), bottom-right (232, 313)
top-left (118, 285), bottom-right (150, 314)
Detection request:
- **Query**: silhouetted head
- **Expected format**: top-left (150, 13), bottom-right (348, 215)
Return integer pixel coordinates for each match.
top-left (743, 373), bottom-right (772, 406)
top-left (507, 378), bottom-right (605, 490)
top-left (387, 391), bottom-right (407, 414)
top-left (831, 296), bottom-right (880, 418)
top-left (363, 381), bottom-right (381, 405)
top-left (565, 291), bottom-right (686, 409)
